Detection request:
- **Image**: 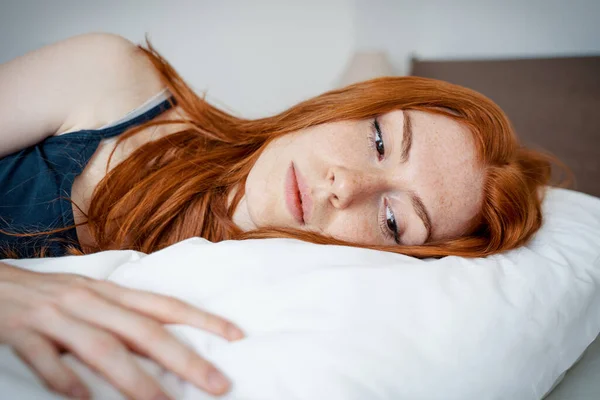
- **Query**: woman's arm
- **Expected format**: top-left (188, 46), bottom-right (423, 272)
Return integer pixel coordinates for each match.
top-left (0, 261), bottom-right (242, 399)
top-left (0, 33), bottom-right (165, 158)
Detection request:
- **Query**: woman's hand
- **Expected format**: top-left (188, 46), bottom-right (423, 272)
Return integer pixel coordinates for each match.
top-left (0, 262), bottom-right (244, 399)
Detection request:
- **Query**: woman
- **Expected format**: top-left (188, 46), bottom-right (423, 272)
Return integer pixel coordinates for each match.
top-left (0, 33), bottom-right (557, 399)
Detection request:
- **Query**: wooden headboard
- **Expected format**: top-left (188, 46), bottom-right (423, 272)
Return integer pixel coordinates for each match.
top-left (411, 56), bottom-right (600, 198)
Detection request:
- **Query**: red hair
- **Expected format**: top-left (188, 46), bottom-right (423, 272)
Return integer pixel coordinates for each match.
top-left (4, 42), bottom-right (567, 258)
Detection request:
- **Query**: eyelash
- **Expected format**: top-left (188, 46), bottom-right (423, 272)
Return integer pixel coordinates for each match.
top-left (369, 118), bottom-right (400, 244)
top-left (369, 119), bottom-right (385, 161)
top-left (380, 200), bottom-right (400, 244)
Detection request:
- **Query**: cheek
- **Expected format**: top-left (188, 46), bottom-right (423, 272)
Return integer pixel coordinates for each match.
top-left (325, 211), bottom-right (379, 244)
top-left (305, 124), bottom-right (370, 164)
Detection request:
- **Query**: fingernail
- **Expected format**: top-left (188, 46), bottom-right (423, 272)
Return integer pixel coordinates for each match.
top-left (68, 384), bottom-right (88, 399)
top-left (208, 371), bottom-right (229, 392)
top-left (227, 325), bottom-right (245, 341)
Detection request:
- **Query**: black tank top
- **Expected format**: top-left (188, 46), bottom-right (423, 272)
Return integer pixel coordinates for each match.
top-left (0, 95), bottom-right (174, 258)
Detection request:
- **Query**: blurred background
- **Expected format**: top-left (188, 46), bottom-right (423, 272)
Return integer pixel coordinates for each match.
top-left (0, 0), bottom-right (598, 117)
top-left (1, 0), bottom-right (599, 194)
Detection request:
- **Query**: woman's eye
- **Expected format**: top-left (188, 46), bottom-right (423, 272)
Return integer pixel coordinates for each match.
top-left (385, 205), bottom-right (399, 239)
top-left (371, 118), bottom-right (385, 158)
top-left (381, 201), bottom-right (400, 244)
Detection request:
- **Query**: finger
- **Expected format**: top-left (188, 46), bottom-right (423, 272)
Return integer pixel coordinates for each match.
top-left (9, 330), bottom-right (89, 399)
top-left (29, 304), bottom-right (171, 400)
top-left (91, 280), bottom-right (245, 341)
top-left (61, 288), bottom-right (231, 395)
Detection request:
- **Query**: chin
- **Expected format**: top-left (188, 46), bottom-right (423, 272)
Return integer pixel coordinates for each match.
top-left (247, 201), bottom-right (275, 230)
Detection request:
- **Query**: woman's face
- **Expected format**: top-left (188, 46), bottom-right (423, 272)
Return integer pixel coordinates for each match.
top-left (232, 109), bottom-right (485, 246)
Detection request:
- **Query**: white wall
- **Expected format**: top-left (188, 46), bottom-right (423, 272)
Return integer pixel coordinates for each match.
top-left (354, 0), bottom-right (600, 75)
top-left (0, 0), bottom-right (356, 118)
top-left (1, 0), bottom-right (598, 116)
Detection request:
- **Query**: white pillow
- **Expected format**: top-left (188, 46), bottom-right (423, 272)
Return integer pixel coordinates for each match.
top-left (2, 188), bottom-right (600, 400)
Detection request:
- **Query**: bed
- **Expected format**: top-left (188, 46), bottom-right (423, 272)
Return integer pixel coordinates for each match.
top-left (0, 56), bottom-right (598, 400)
top-left (411, 55), bottom-right (600, 399)
top-left (411, 55), bottom-right (600, 198)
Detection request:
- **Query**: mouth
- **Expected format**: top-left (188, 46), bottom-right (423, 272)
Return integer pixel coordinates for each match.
top-left (285, 162), bottom-right (311, 225)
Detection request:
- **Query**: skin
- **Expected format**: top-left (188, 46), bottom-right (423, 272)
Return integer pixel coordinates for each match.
top-left (233, 110), bottom-right (485, 246)
top-left (1, 33), bottom-right (484, 398)
top-left (0, 33), bottom-right (242, 400)
top-left (0, 261), bottom-right (241, 399)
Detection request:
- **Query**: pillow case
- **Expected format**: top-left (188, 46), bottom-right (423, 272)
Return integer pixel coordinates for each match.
top-left (2, 187), bottom-right (600, 400)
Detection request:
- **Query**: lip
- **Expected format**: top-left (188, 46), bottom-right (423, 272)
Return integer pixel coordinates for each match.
top-left (284, 162), bottom-right (313, 225)
top-left (285, 163), bottom-right (304, 224)
top-left (295, 164), bottom-right (313, 223)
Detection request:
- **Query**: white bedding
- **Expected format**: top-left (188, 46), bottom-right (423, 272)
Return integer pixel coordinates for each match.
top-left (1, 188), bottom-right (600, 400)
top-left (546, 333), bottom-right (600, 399)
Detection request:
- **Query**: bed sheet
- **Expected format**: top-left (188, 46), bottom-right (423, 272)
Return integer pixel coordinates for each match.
top-left (546, 334), bottom-right (600, 400)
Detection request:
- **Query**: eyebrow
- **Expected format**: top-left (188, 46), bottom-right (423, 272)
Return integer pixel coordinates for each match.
top-left (400, 110), bottom-right (413, 163)
top-left (410, 193), bottom-right (432, 243)
top-left (399, 110), bottom-right (432, 242)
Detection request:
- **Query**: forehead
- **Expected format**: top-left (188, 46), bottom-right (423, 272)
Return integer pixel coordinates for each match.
top-left (384, 109), bottom-right (484, 241)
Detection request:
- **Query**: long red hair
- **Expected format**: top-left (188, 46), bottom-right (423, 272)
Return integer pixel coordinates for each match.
top-left (7, 42), bottom-right (566, 258)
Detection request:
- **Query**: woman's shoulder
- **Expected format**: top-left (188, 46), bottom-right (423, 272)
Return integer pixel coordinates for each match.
top-left (53, 33), bottom-right (167, 134)
top-left (0, 33), bottom-right (167, 157)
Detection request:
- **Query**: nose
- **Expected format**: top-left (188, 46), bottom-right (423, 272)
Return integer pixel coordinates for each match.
top-left (327, 165), bottom-right (386, 209)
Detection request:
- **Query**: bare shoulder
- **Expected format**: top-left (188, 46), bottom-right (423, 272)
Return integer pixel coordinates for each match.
top-left (0, 33), bottom-right (167, 157)
top-left (55, 32), bottom-right (161, 85)
top-left (53, 33), bottom-right (166, 133)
